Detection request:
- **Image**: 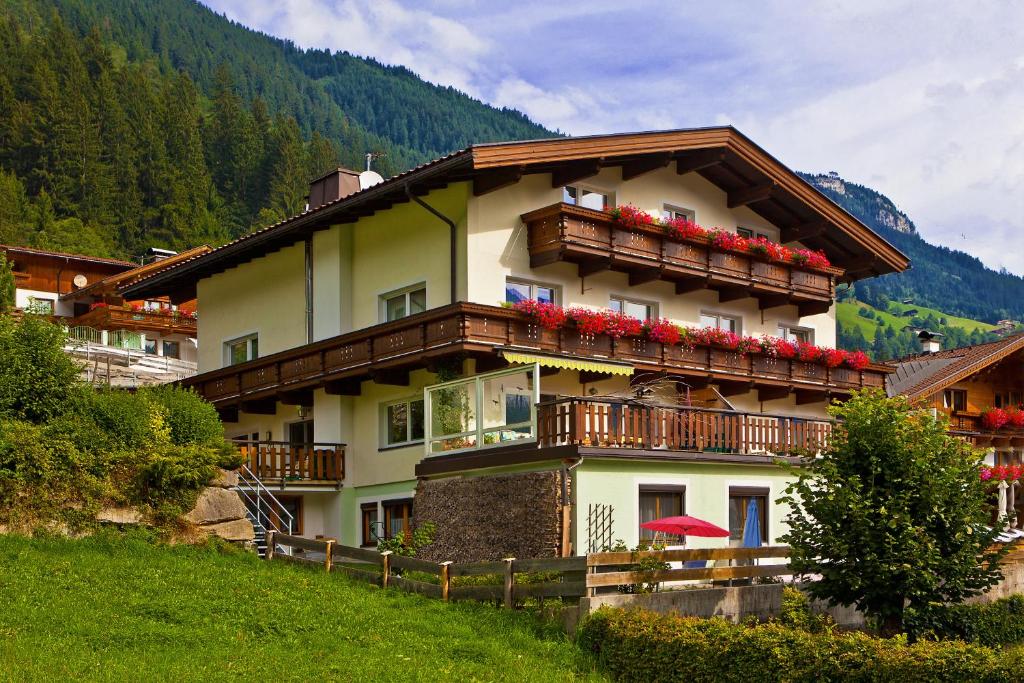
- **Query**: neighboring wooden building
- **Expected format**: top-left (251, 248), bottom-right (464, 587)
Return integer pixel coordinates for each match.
top-left (124, 127), bottom-right (909, 557)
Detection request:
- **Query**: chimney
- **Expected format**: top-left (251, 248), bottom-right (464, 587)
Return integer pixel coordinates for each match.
top-left (918, 330), bottom-right (944, 354)
top-left (308, 168), bottom-right (361, 209)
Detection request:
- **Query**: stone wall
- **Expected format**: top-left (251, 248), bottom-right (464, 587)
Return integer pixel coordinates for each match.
top-left (415, 470), bottom-right (564, 563)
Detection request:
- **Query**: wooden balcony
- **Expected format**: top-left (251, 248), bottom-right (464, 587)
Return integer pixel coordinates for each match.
top-left (183, 303), bottom-right (890, 414)
top-left (523, 203), bottom-right (842, 315)
top-left (70, 305), bottom-right (197, 336)
top-left (235, 441), bottom-right (345, 486)
top-left (947, 411), bottom-right (1024, 448)
top-left (538, 397), bottom-right (832, 456)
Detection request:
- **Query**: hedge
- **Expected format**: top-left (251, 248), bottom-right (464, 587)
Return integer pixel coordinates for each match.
top-left (577, 608), bottom-right (1018, 683)
top-left (907, 595), bottom-right (1024, 647)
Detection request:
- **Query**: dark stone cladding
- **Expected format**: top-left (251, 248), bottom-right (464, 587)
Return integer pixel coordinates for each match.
top-left (414, 470), bottom-right (564, 563)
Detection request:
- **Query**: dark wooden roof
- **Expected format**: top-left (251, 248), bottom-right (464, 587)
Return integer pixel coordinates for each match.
top-left (887, 334), bottom-right (1024, 401)
top-left (123, 127), bottom-right (909, 302)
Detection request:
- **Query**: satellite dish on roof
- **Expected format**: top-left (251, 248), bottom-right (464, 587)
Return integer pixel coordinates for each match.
top-left (72, 274), bottom-right (88, 288)
top-left (359, 170), bottom-right (384, 190)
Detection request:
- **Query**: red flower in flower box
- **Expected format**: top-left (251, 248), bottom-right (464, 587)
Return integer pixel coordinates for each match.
top-left (1007, 406), bottom-right (1024, 429)
top-left (821, 348), bottom-right (847, 368)
top-left (88, 302), bottom-right (108, 312)
top-left (663, 216), bottom-right (707, 241)
top-left (1009, 464), bottom-right (1024, 482)
top-left (708, 229), bottom-right (748, 252)
top-left (567, 307), bottom-right (608, 336)
top-left (843, 351), bottom-right (870, 371)
top-left (603, 311), bottom-right (643, 339)
top-left (797, 342), bottom-right (821, 363)
top-left (607, 205), bottom-right (655, 229)
top-left (981, 407), bottom-right (1010, 430)
top-left (790, 248), bottom-right (831, 270)
top-left (980, 466), bottom-right (994, 481)
top-left (645, 318), bottom-right (681, 345)
top-left (513, 299), bottom-right (566, 331)
top-left (993, 464), bottom-right (1009, 481)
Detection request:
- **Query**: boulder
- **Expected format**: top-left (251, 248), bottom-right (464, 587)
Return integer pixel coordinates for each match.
top-left (202, 518), bottom-right (255, 542)
top-left (209, 468), bottom-right (239, 489)
top-left (184, 487), bottom-right (248, 525)
top-left (96, 507), bottom-right (143, 525)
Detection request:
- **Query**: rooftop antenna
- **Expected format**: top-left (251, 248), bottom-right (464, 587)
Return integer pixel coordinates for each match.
top-left (366, 151), bottom-right (385, 172)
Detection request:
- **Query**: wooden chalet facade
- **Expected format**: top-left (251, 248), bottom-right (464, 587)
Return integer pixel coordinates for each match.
top-left (124, 127), bottom-right (908, 559)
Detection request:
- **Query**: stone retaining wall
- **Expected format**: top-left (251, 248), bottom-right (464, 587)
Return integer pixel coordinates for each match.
top-left (415, 470), bottom-right (564, 563)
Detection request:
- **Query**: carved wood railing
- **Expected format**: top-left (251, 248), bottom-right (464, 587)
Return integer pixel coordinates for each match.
top-left (234, 441), bottom-right (345, 483)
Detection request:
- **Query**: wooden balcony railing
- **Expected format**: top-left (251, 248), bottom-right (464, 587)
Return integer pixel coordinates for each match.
top-left (537, 397), bottom-right (832, 456)
top-left (184, 303), bottom-right (890, 409)
top-left (235, 440), bottom-right (345, 484)
top-left (523, 203), bottom-right (842, 315)
top-left (70, 305), bottom-right (197, 336)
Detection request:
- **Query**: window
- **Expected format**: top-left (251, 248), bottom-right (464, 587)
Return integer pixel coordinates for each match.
top-left (288, 421), bottom-right (314, 447)
top-left (609, 296), bottom-right (654, 320)
top-left (382, 284), bottom-right (427, 322)
top-left (777, 324), bottom-right (813, 345)
top-left (162, 340), bottom-right (180, 359)
top-left (383, 499), bottom-right (413, 542)
top-left (26, 297), bottom-right (54, 315)
top-left (737, 227), bottom-right (769, 240)
top-left (361, 503), bottom-right (380, 546)
top-left (144, 339), bottom-right (157, 355)
top-left (729, 487), bottom-right (769, 547)
top-left (662, 205), bottom-right (695, 222)
top-left (426, 365), bottom-right (539, 454)
top-left (994, 391), bottom-right (1022, 409)
top-left (563, 185), bottom-right (611, 211)
top-left (505, 278), bottom-right (557, 305)
top-left (225, 334), bottom-right (258, 366)
top-left (700, 312), bottom-right (741, 334)
top-left (381, 398), bottom-right (425, 447)
top-left (943, 389), bottom-right (967, 412)
top-left (639, 486), bottom-right (685, 545)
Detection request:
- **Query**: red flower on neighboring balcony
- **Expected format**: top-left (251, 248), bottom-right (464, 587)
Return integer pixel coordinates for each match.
top-left (797, 341), bottom-right (821, 363)
top-left (821, 348), bottom-right (847, 368)
top-left (88, 302), bottom-right (108, 311)
top-left (790, 248), bottom-right (831, 270)
top-left (663, 216), bottom-right (707, 241)
top-left (981, 407), bottom-right (1010, 430)
top-left (513, 299), bottom-right (566, 330)
top-left (708, 229), bottom-right (749, 252)
top-left (603, 311), bottom-right (644, 339)
top-left (843, 350), bottom-right (870, 371)
top-left (606, 204), bottom-right (655, 229)
top-left (645, 318), bottom-right (682, 345)
top-left (567, 307), bottom-right (608, 336)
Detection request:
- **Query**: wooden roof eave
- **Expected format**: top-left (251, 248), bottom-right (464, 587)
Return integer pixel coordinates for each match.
top-left (903, 336), bottom-right (1024, 402)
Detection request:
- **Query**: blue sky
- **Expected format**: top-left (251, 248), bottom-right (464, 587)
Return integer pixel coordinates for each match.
top-left (203, 0), bottom-right (1024, 276)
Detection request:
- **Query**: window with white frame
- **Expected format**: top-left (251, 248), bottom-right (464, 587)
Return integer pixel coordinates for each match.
top-left (563, 185), bottom-right (612, 211)
top-left (505, 278), bottom-right (557, 305)
top-left (737, 227), bottom-right (769, 240)
top-left (381, 283), bottom-right (426, 323)
top-left (609, 296), bottom-right (654, 320)
top-left (380, 397), bottom-right (425, 447)
top-left (425, 365), bottom-right (539, 454)
top-left (777, 324), bottom-right (813, 344)
top-left (26, 297), bottom-right (54, 315)
top-left (699, 311), bottom-right (740, 334)
top-left (662, 204), bottom-right (695, 222)
top-left (224, 334), bottom-right (258, 366)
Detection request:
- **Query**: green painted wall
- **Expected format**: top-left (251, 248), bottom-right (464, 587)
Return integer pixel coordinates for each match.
top-left (338, 480), bottom-right (418, 547)
top-left (572, 459), bottom-right (796, 553)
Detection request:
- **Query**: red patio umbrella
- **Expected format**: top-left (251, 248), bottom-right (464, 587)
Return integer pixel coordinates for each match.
top-left (640, 515), bottom-right (730, 538)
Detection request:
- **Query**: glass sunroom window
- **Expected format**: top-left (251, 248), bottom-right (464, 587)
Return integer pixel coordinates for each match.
top-left (425, 365), bottom-right (539, 454)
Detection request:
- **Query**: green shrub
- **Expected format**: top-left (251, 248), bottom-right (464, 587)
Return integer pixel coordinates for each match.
top-left (140, 385), bottom-right (226, 447)
top-left (83, 389), bottom-right (167, 450)
top-left (905, 595), bottom-right (1024, 647)
top-left (778, 585), bottom-right (833, 633)
top-left (577, 607), bottom-right (1012, 682)
top-left (0, 316), bottom-right (81, 422)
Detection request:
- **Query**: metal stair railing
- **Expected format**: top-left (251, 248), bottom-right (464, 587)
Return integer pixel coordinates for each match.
top-left (235, 464), bottom-right (294, 557)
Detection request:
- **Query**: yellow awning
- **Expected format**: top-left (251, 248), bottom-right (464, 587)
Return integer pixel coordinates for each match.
top-left (501, 351), bottom-right (634, 376)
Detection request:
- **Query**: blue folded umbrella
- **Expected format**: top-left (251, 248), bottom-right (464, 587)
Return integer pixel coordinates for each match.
top-left (742, 498), bottom-right (762, 548)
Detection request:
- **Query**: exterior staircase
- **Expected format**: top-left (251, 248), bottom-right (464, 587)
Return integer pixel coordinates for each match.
top-left (234, 465), bottom-right (295, 558)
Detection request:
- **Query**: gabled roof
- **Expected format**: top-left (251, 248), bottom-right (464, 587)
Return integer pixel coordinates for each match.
top-left (61, 245), bottom-right (211, 301)
top-left (123, 126), bottom-right (910, 302)
top-left (886, 334), bottom-right (1024, 401)
top-left (0, 244), bottom-right (135, 269)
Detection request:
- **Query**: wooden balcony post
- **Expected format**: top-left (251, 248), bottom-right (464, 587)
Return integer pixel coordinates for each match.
top-left (324, 539), bottom-right (334, 573)
top-left (381, 551), bottom-right (392, 588)
top-left (440, 561), bottom-right (452, 602)
top-left (503, 557), bottom-right (515, 609)
top-left (265, 530), bottom-right (275, 561)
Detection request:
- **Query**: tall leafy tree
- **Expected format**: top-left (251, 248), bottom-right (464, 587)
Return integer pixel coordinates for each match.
top-left (0, 253), bottom-right (15, 313)
top-left (780, 390), bottom-right (1012, 637)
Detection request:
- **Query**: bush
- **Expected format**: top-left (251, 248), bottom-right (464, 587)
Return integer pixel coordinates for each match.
top-left (140, 385), bottom-right (226, 448)
top-left (0, 316), bottom-right (81, 422)
top-left (905, 595), bottom-right (1024, 647)
top-left (577, 607), bottom-right (1014, 682)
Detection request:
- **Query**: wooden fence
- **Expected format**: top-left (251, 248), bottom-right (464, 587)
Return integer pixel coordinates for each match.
top-left (266, 532), bottom-right (792, 605)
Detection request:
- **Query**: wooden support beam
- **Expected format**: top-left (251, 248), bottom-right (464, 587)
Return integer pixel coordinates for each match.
top-left (675, 277), bottom-right (708, 295)
top-left (578, 257), bottom-right (611, 278)
top-left (781, 220), bottom-right (827, 243)
top-left (795, 389), bottom-right (827, 405)
top-left (758, 386), bottom-right (791, 402)
top-left (628, 266), bottom-right (662, 286)
top-left (727, 183), bottom-right (774, 209)
top-left (620, 153), bottom-right (672, 181)
top-left (473, 166), bottom-right (524, 196)
top-left (473, 353), bottom-right (509, 373)
top-left (369, 368), bottom-right (410, 386)
top-left (579, 370), bottom-right (613, 384)
top-left (758, 294), bottom-right (791, 310)
top-left (216, 405), bottom-right (239, 423)
top-left (798, 300), bottom-right (832, 317)
top-left (717, 381), bottom-right (754, 397)
top-left (677, 376), bottom-right (711, 391)
top-left (529, 249), bottom-right (563, 268)
top-left (676, 150), bottom-right (726, 175)
top-left (539, 365), bottom-right (561, 377)
top-left (278, 389), bottom-right (314, 406)
top-left (551, 159), bottom-right (601, 188)
top-left (718, 286), bottom-right (749, 303)
top-left (240, 398), bottom-right (277, 415)
top-left (324, 378), bottom-right (362, 396)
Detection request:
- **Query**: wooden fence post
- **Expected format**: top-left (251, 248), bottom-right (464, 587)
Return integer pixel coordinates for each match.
top-left (440, 561), bottom-right (452, 602)
top-left (265, 530), bottom-right (275, 561)
top-left (503, 558), bottom-right (515, 609)
top-left (381, 551), bottom-right (392, 588)
top-left (324, 539), bottom-right (334, 573)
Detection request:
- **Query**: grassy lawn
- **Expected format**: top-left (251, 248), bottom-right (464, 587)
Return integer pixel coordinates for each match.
top-left (837, 299), bottom-right (996, 339)
top-left (0, 532), bottom-right (603, 682)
